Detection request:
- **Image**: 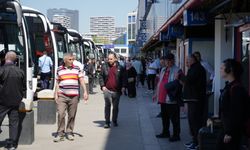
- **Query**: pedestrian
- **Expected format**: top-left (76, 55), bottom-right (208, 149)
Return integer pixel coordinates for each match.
top-left (216, 58), bottom-right (249, 150)
top-left (132, 57), bottom-right (142, 87)
top-left (183, 54), bottom-right (207, 150)
top-left (72, 53), bottom-right (84, 73)
top-left (87, 58), bottom-right (95, 94)
top-left (54, 53), bottom-right (88, 142)
top-left (146, 57), bottom-right (157, 93)
top-left (0, 51), bottom-right (26, 149)
top-left (154, 53), bottom-right (182, 142)
top-left (140, 56), bottom-right (146, 87)
top-left (126, 61), bottom-right (137, 98)
top-left (193, 51), bottom-right (215, 126)
top-left (38, 50), bottom-right (53, 89)
top-left (99, 53), bottom-right (127, 128)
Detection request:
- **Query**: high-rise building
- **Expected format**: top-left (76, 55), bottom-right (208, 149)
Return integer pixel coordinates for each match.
top-left (127, 11), bottom-right (137, 42)
top-left (127, 11), bottom-right (137, 56)
top-left (90, 16), bottom-right (115, 42)
top-left (47, 8), bottom-right (79, 30)
top-left (52, 15), bottom-right (71, 29)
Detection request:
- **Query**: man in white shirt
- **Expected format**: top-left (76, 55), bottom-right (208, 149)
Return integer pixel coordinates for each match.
top-left (132, 57), bottom-right (143, 87)
top-left (72, 53), bottom-right (84, 73)
top-left (146, 57), bottom-right (157, 93)
top-left (39, 51), bottom-right (53, 89)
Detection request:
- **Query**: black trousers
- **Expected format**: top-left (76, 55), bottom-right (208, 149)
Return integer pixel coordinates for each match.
top-left (0, 105), bottom-right (19, 147)
top-left (104, 90), bottom-right (120, 124)
top-left (160, 103), bottom-right (180, 136)
top-left (127, 81), bottom-right (136, 98)
top-left (147, 74), bottom-right (156, 90)
top-left (187, 102), bottom-right (203, 144)
top-left (140, 74), bottom-right (145, 86)
top-left (40, 72), bottom-right (51, 89)
top-left (89, 77), bottom-right (94, 93)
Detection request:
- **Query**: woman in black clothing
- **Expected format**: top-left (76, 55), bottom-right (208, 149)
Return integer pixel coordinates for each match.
top-left (217, 58), bottom-right (249, 150)
top-left (126, 62), bottom-right (137, 98)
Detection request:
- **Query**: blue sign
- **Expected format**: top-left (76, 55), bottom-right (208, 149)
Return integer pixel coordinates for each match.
top-left (160, 25), bottom-right (183, 41)
top-left (183, 10), bottom-right (207, 26)
top-left (102, 44), bottom-right (114, 49)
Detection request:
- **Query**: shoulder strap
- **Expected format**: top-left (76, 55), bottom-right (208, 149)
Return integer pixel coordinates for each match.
top-left (41, 56), bottom-right (47, 68)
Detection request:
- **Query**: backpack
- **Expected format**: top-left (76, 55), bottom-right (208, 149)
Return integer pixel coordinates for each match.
top-left (230, 82), bottom-right (250, 137)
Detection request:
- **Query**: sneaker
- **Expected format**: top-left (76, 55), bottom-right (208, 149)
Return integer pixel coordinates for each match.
top-left (104, 123), bottom-right (110, 129)
top-left (184, 141), bottom-right (193, 147)
top-left (155, 133), bottom-right (170, 138)
top-left (53, 135), bottom-right (64, 142)
top-left (4, 147), bottom-right (16, 150)
top-left (113, 121), bottom-right (118, 127)
top-left (156, 112), bottom-right (162, 118)
top-left (186, 143), bottom-right (198, 150)
top-left (66, 133), bottom-right (74, 141)
top-left (169, 135), bottom-right (180, 142)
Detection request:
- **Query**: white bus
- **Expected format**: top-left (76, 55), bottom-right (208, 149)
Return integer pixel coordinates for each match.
top-left (22, 6), bottom-right (58, 99)
top-left (0, 0), bottom-right (33, 111)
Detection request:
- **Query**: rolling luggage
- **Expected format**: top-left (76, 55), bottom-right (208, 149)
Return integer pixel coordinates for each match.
top-left (198, 126), bottom-right (219, 150)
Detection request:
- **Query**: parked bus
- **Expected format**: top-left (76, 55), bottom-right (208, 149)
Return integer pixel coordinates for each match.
top-left (51, 22), bottom-right (68, 67)
top-left (67, 28), bottom-right (85, 64)
top-left (22, 6), bottom-right (57, 95)
top-left (0, 0), bottom-right (33, 111)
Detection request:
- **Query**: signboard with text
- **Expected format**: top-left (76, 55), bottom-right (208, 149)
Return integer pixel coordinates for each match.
top-left (183, 10), bottom-right (207, 26)
top-left (160, 25), bottom-right (183, 41)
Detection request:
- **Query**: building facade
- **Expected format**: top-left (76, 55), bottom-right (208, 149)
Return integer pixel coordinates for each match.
top-left (52, 15), bottom-right (71, 29)
top-left (90, 16), bottom-right (115, 43)
top-left (47, 8), bottom-right (79, 30)
top-left (127, 11), bottom-right (137, 56)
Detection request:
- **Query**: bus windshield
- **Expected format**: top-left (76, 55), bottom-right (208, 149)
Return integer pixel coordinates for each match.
top-left (0, 19), bottom-right (26, 71)
top-left (55, 32), bottom-right (67, 66)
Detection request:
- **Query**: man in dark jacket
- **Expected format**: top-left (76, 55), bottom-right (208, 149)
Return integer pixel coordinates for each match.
top-left (0, 51), bottom-right (26, 149)
top-left (99, 53), bottom-right (127, 128)
top-left (87, 58), bottom-right (95, 94)
top-left (183, 54), bottom-right (206, 150)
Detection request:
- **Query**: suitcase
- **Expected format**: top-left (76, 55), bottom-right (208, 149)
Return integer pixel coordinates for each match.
top-left (198, 126), bottom-right (219, 150)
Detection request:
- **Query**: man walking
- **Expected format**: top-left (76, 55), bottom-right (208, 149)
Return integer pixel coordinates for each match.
top-left (132, 57), bottom-right (142, 87)
top-left (38, 51), bottom-right (53, 89)
top-left (0, 51), bottom-right (26, 150)
top-left (99, 53), bottom-right (127, 128)
top-left (54, 53), bottom-right (88, 142)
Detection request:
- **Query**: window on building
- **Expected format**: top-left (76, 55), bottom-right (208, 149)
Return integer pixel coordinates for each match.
top-left (132, 24), bottom-right (136, 39)
top-left (132, 16), bottom-right (136, 22)
top-left (121, 48), bottom-right (127, 53)
top-left (114, 48), bottom-right (120, 53)
top-left (128, 16), bottom-right (132, 23)
top-left (128, 24), bottom-right (132, 39)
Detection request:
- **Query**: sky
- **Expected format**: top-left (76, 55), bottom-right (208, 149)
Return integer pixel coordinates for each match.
top-left (21, 0), bottom-right (138, 33)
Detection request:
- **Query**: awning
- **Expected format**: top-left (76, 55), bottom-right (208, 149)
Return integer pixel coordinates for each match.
top-left (141, 0), bottom-right (203, 51)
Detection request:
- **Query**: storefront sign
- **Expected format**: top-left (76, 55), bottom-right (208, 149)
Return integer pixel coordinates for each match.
top-left (171, 0), bottom-right (182, 4)
top-left (160, 25), bottom-right (183, 41)
top-left (183, 10), bottom-right (207, 26)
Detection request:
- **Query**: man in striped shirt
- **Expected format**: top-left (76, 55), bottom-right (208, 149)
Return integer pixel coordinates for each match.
top-left (54, 53), bottom-right (88, 142)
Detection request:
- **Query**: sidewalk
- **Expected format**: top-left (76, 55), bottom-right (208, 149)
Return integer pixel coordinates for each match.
top-left (0, 86), bottom-right (190, 150)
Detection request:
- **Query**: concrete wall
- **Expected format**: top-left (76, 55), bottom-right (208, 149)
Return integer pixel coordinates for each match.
top-left (214, 15), bottom-right (234, 116)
